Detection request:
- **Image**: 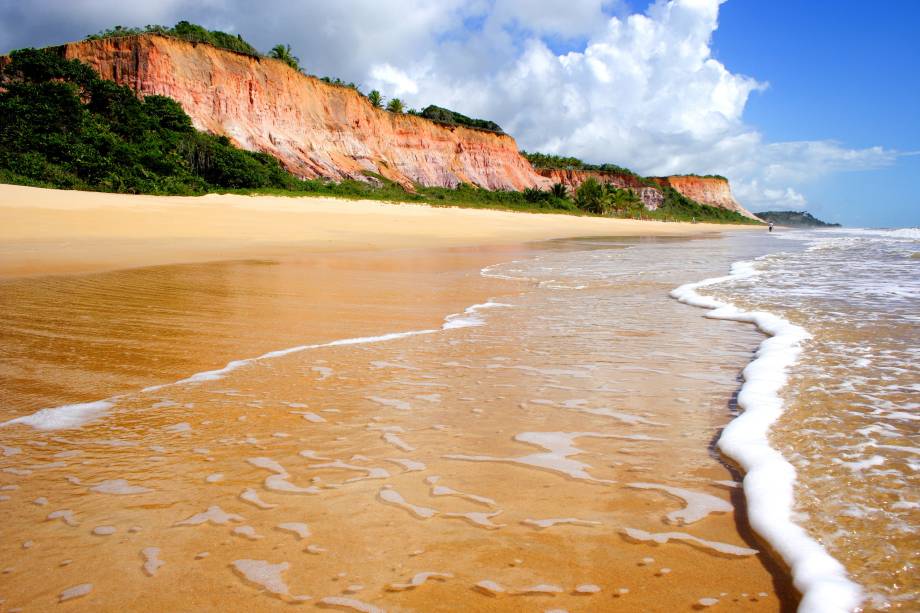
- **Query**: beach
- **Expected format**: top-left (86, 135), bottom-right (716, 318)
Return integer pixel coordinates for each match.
top-left (1, 185), bottom-right (794, 611)
top-left (0, 184), bottom-right (748, 279)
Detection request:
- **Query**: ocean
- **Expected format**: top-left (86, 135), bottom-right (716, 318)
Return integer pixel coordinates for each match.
top-left (696, 227), bottom-right (919, 611)
top-left (0, 229), bottom-right (915, 611)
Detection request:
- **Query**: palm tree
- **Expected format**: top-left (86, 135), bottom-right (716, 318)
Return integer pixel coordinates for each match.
top-left (550, 182), bottom-right (568, 199)
top-left (367, 90), bottom-right (384, 108)
top-left (386, 98), bottom-right (404, 113)
top-left (269, 44), bottom-right (299, 71)
top-left (574, 178), bottom-right (609, 215)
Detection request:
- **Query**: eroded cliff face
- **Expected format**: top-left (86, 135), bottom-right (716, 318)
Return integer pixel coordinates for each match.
top-left (60, 35), bottom-right (548, 191)
top-left (37, 35), bottom-right (758, 217)
top-left (536, 168), bottom-right (664, 210)
top-left (651, 176), bottom-right (759, 220)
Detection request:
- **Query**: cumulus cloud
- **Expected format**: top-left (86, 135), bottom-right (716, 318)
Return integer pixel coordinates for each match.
top-left (0, 0), bottom-right (898, 211)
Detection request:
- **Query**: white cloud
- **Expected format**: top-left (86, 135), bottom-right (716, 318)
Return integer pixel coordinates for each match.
top-left (368, 64), bottom-right (418, 97)
top-left (0, 0), bottom-right (897, 212)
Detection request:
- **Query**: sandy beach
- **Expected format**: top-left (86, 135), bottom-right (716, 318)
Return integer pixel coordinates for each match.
top-left (0, 184), bottom-right (791, 611)
top-left (0, 184), bottom-right (755, 278)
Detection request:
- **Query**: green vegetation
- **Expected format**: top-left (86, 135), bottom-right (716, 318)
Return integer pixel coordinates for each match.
top-left (386, 98), bottom-right (405, 114)
top-left (521, 151), bottom-right (641, 177)
top-left (268, 44), bottom-right (299, 71)
top-left (367, 90), bottom-right (384, 109)
top-left (0, 48), bottom-right (297, 194)
top-left (572, 178), bottom-right (643, 216)
top-left (412, 105), bottom-right (503, 134)
top-left (668, 173), bottom-right (728, 181)
top-left (319, 76), bottom-right (361, 93)
top-left (755, 210), bottom-right (840, 227)
top-left (86, 21), bottom-right (261, 57)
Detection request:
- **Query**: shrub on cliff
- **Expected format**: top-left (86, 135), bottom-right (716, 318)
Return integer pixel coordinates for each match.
top-left (86, 21), bottom-right (261, 57)
top-left (269, 44), bottom-right (300, 71)
top-left (0, 48), bottom-right (295, 194)
top-left (367, 90), bottom-right (384, 108)
top-left (419, 105), bottom-right (503, 133)
top-left (386, 98), bottom-right (405, 113)
top-left (521, 150), bottom-right (644, 179)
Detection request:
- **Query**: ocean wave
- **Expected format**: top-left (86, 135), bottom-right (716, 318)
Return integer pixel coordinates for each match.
top-left (671, 261), bottom-right (863, 613)
top-left (0, 301), bottom-right (511, 431)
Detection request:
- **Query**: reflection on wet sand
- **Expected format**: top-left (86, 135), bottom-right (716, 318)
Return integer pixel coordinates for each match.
top-left (0, 237), bottom-right (796, 611)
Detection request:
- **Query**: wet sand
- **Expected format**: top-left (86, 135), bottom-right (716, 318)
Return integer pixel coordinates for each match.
top-left (0, 186), bottom-right (790, 611)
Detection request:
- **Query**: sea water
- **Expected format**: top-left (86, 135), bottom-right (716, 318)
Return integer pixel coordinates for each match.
top-left (702, 228), bottom-right (919, 610)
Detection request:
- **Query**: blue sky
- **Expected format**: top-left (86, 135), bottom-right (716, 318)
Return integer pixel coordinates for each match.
top-left (711, 0), bottom-right (919, 226)
top-left (0, 0), bottom-right (917, 227)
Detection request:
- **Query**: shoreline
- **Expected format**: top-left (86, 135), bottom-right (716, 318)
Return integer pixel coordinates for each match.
top-left (672, 260), bottom-right (861, 612)
top-left (0, 183), bottom-right (760, 278)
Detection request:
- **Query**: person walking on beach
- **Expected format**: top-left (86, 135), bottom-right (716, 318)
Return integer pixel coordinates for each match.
top-left (768, 221), bottom-right (774, 232)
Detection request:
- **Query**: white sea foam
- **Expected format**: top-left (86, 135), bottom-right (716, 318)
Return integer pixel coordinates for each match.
top-left (0, 400), bottom-right (115, 430)
top-left (377, 487), bottom-right (437, 519)
top-left (59, 583), bottom-right (92, 602)
top-left (276, 522), bottom-right (310, 539)
top-left (142, 547), bottom-right (164, 576)
top-left (318, 596), bottom-right (383, 612)
top-left (626, 482), bottom-right (732, 525)
top-left (3, 301), bottom-right (510, 431)
top-left (621, 527), bottom-right (757, 557)
top-left (387, 571), bottom-right (453, 591)
top-left (671, 259), bottom-right (863, 611)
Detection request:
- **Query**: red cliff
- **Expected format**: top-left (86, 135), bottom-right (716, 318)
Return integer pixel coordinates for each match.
top-left (650, 176), bottom-right (759, 220)
top-left (536, 168), bottom-right (664, 210)
top-left (59, 35), bottom-right (548, 191)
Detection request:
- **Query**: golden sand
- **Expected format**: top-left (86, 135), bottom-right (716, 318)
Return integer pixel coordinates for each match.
top-left (0, 184), bottom-right (755, 278)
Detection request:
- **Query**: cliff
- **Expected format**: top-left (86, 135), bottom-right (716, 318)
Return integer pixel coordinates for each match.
top-left (58, 35), bottom-right (548, 191)
top-left (650, 176), bottom-right (760, 220)
top-left (536, 168), bottom-right (664, 210)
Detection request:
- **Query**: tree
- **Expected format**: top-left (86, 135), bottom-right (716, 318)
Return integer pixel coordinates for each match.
top-left (269, 44), bottom-right (300, 71)
top-left (367, 90), bottom-right (383, 108)
top-left (574, 177), bottom-right (609, 215)
top-left (386, 98), bottom-right (404, 113)
top-left (550, 182), bottom-right (568, 199)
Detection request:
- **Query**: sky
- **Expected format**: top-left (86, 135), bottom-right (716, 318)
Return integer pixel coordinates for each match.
top-left (0, 0), bottom-right (917, 227)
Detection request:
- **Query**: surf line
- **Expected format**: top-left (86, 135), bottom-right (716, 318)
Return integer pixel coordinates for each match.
top-left (671, 260), bottom-right (861, 613)
top-left (1, 301), bottom-right (510, 431)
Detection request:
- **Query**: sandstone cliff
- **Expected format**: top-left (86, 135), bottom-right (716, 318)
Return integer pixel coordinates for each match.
top-left (538, 169), bottom-right (759, 218)
top-left (650, 176), bottom-right (759, 220)
top-left (59, 35), bottom-right (547, 191)
top-left (536, 168), bottom-right (664, 210)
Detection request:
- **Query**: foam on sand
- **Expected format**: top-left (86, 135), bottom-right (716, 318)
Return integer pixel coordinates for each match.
top-left (377, 487), bottom-right (438, 519)
top-left (387, 571), bottom-right (453, 591)
top-left (59, 583), bottom-right (92, 602)
top-left (627, 482), bottom-right (732, 525)
top-left (231, 559), bottom-right (310, 602)
top-left (175, 505), bottom-right (243, 526)
top-left (142, 547), bottom-right (164, 576)
top-left (620, 527), bottom-right (757, 557)
top-left (318, 596), bottom-right (384, 613)
top-left (1, 301), bottom-right (510, 431)
top-left (89, 479), bottom-right (151, 495)
top-left (672, 259), bottom-right (863, 612)
top-left (445, 431), bottom-right (626, 483)
top-left (1, 400), bottom-right (115, 431)
top-left (521, 517), bottom-right (601, 530)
